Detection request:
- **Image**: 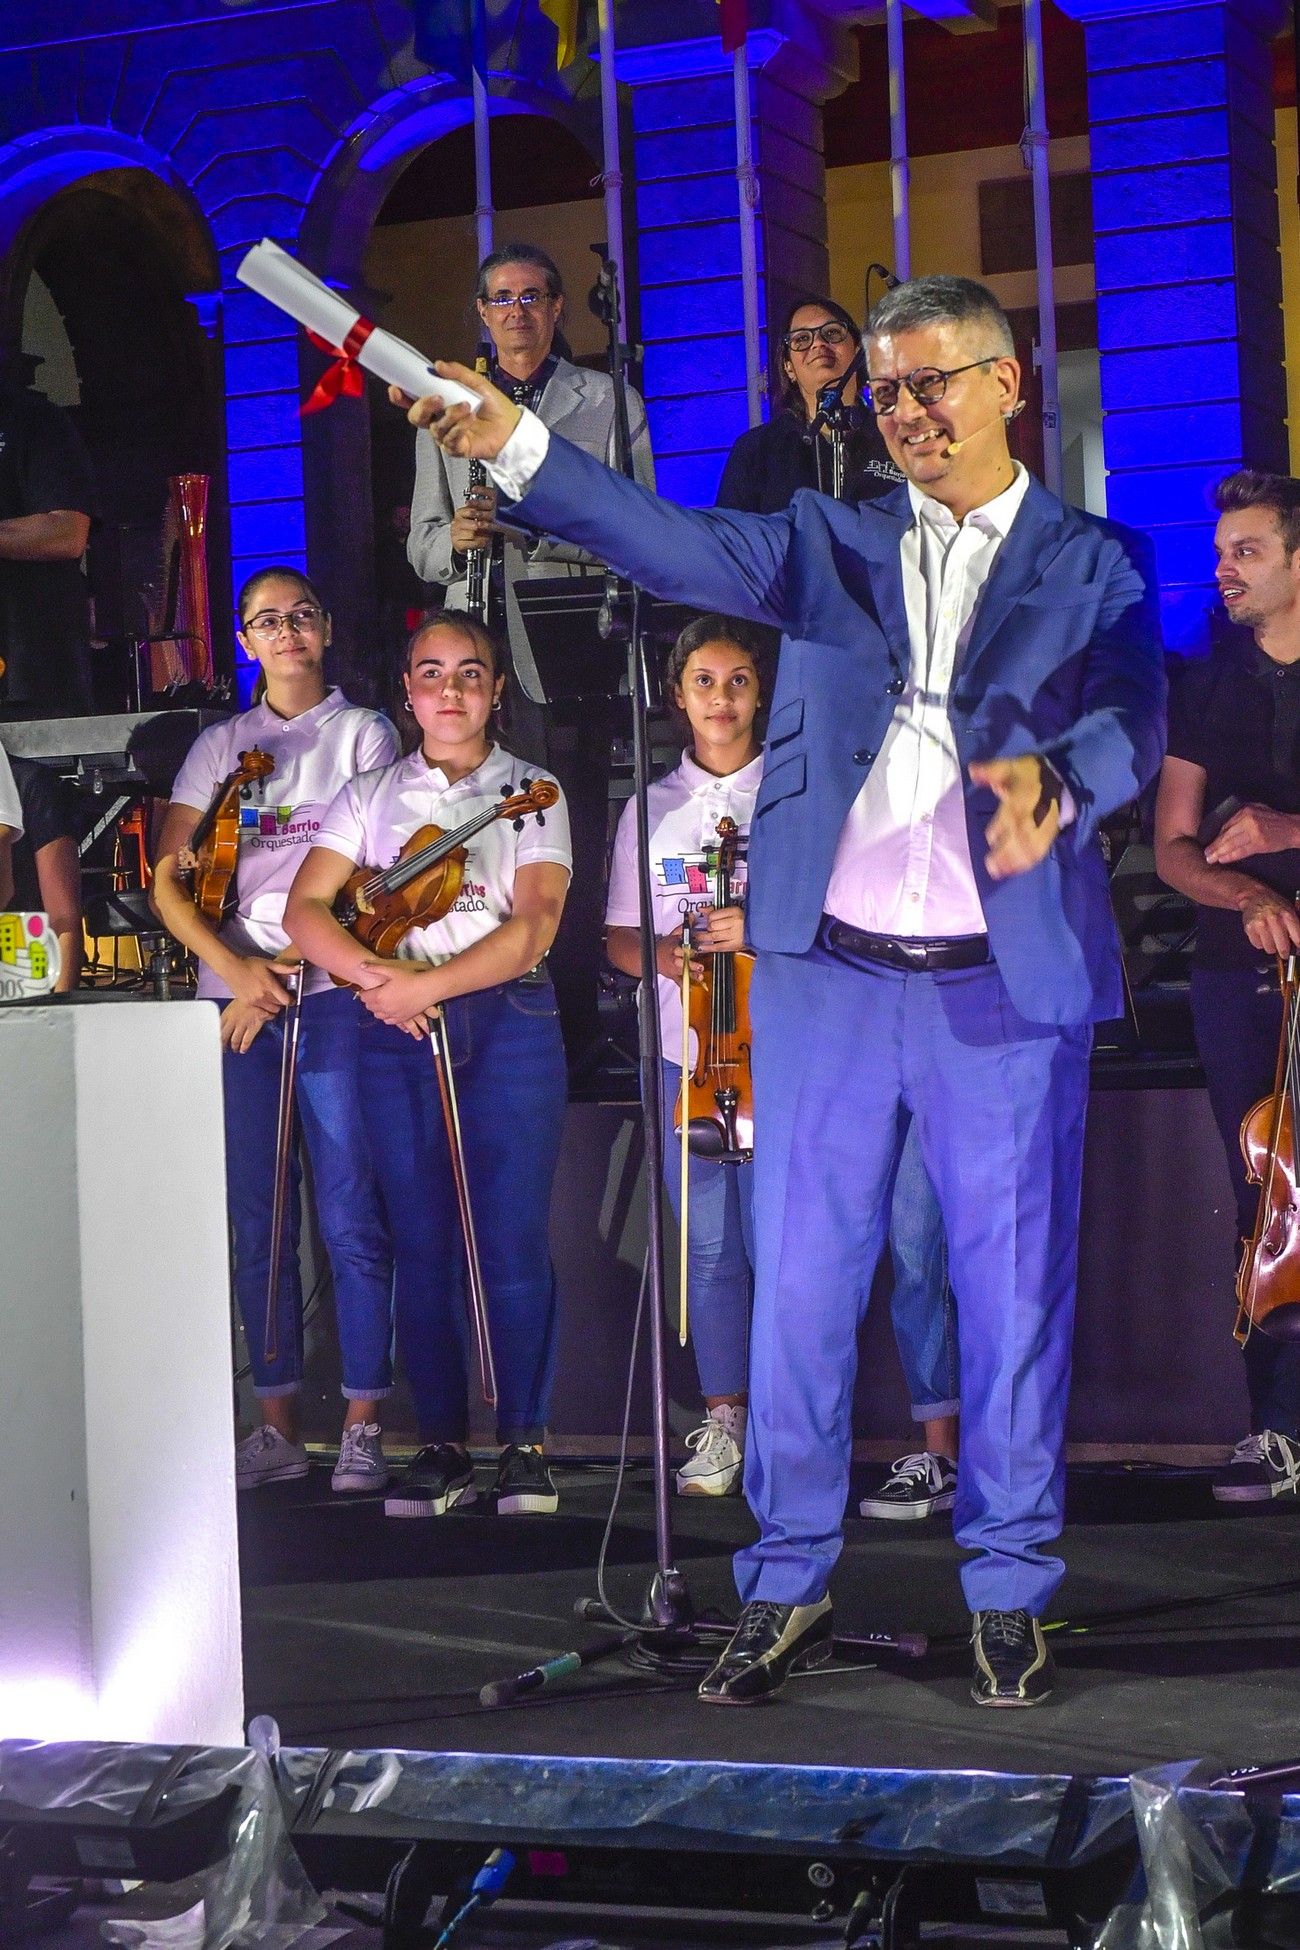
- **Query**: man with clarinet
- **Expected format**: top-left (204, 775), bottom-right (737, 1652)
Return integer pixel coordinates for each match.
top-left (397, 272), bottom-right (1165, 1711)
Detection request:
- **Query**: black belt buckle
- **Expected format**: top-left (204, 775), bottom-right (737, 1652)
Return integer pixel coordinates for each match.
top-left (820, 916), bottom-right (988, 975)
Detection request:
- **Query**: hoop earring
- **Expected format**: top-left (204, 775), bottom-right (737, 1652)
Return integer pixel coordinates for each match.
top-left (403, 697), bottom-right (415, 715)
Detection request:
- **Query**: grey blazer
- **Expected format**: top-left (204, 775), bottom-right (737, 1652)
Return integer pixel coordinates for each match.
top-left (407, 356), bottom-right (655, 606)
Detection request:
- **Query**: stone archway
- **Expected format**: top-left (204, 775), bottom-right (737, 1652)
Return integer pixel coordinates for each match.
top-left (297, 79), bottom-right (602, 704)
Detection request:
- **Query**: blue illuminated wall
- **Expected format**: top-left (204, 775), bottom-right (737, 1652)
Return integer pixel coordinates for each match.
top-left (1060, 0), bottom-right (1290, 651)
top-left (617, 26), bottom-right (849, 506)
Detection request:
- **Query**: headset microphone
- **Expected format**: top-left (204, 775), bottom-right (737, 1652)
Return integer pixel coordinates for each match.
top-left (943, 400), bottom-right (1024, 457)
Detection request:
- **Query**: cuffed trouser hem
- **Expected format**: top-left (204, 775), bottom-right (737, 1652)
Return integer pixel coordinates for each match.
top-left (253, 1380), bottom-right (301, 1401)
top-left (910, 1395), bottom-right (960, 1423)
top-left (341, 1384), bottom-right (395, 1402)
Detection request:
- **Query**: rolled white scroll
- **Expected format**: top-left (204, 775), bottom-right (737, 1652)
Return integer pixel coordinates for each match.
top-left (236, 238), bottom-right (482, 412)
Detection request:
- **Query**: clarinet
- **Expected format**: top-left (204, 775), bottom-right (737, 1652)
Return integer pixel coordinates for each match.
top-left (464, 354), bottom-right (492, 625)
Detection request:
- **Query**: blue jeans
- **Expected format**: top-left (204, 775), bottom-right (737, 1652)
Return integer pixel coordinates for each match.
top-left (660, 1060), bottom-right (753, 1399)
top-left (1190, 964), bottom-right (1300, 1441)
top-left (890, 1117), bottom-right (959, 1424)
top-left (738, 946), bottom-right (1091, 1617)
top-left (221, 986), bottom-right (394, 1400)
top-left (358, 978), bottom-right (568, 1445)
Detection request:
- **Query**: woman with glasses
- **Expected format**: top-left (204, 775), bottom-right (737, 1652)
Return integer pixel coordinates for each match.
top-left (716, 296), bottom-right (960, 1522)
top-left (153, 567), bottom-right (399, 1497)
top-left (716, 296), bottom-right (900, 517)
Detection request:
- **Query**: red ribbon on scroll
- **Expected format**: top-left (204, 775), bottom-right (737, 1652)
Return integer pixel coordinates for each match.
top-left (301, 317), bottom-right (376, 415)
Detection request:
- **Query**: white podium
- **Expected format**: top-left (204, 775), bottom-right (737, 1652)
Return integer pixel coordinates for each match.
top-left (0, 1000), bottom-right (244, 1744)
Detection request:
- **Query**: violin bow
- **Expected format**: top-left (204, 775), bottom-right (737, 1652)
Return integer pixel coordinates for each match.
top-left (429, 1010), bottom-right (498, 1407)
top-left (264, 964), bottom-right (304, 1366)
top-left (680, 933), bottom-right (692, 1350)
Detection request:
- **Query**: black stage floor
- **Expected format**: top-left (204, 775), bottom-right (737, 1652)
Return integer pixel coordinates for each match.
top-left (239, 1461), bottom-right (1300, 1778)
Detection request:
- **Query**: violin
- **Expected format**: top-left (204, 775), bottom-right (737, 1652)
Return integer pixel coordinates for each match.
top-left (1236, 950), bottom-right (1300, 1342)
top-left (675, 816), bottom-right (754, 1162)
top-left (180, 747), bottom-right (276, 922)
top-left (333, 777), bottom-right (559, 958)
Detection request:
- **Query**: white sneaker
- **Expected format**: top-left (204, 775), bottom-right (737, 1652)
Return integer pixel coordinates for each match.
top-left (235, 1425), bottom-right (309, 1491)
top-left (332, 1422), bottom-right (389, 1494)
top-left (677, 1410), bottom-right (744, 1497)
top-left (859, 1451), bottom-right (957, 1520)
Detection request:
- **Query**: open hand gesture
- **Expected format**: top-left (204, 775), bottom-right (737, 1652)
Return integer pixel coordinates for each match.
top-left (969, 756), bottom-right (1061, 880)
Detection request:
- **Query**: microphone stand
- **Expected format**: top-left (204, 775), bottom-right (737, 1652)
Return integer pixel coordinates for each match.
top-left (578, 248), bottom-right (725, 1671)
top-left (803, 358), bottom-right (860, 500)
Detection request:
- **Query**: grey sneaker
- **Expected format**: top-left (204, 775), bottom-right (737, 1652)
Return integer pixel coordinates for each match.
top-left (331, 1422), bottom-right (389, 1494)
top-left (677, 1415), bottom-right (744, 1496)
top-left (235, 1425), bottom-right (309, 1491)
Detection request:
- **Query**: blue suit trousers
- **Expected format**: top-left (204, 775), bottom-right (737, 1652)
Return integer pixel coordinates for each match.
top-left (736, 944), bottom-right (1091, 1617)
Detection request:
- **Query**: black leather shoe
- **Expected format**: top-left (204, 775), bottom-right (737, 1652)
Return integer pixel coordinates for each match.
top-left (970, 1609), bottom-right (1055, 1707)
top-left (699, 1597), bottom-right (833, 1705)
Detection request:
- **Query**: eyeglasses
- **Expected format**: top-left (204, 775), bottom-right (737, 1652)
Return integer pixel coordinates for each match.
top-left (865, 358), bottom-right (999, 415)
top-left (783, 322), bottom-right (853, 354)
top-left (243, 604), bottom-right (323, 639)
top-left (481, 290), bottom-right (551, 312)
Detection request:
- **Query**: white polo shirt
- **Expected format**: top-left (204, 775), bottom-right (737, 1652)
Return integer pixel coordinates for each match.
top-left (313, 741), bottom-right (572, 967)
top-left (0, 744), bottom-right (22, 839)
top-left (170, 688), bottom-right (399, 999)
top-left (605, 750), bottom-right (761, 1066)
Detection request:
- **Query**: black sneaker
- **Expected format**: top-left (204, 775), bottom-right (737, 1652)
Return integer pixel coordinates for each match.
top-left (970, 1609), bottom-right (1055, 1707)
top-left (493, 1443), bottom-right (558, 1516)
top-left (859, 1451), bottom-right (957, 1521)
top-left (698, 1597), bottom-right (833, 1706)
top-left (1212, 1431), bottom-right (1300, 1503)
top-left (383, 1443), bottom-right (477, 1518)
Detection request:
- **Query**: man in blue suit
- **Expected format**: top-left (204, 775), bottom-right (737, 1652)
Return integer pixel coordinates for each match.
top-left (401, 275), bottom-right (1165, 1708)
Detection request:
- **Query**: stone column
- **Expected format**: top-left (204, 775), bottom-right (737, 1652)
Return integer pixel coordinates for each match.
top-left (617, 11), bottom-right (854, 504)
top-left (1059, 0), bottom-right (1289, 648)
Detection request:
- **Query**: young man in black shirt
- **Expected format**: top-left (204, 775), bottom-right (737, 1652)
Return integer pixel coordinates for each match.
top-left (0, 364), bottom-right (97, 721)
top-left (1155, 468), bottom-right (1300, 1502)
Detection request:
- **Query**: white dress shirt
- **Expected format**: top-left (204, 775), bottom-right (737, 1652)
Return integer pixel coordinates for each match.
top-left (488, 416), bottom-right (1057, 943)
top-left (824, 464), bottom-right (1031, 939)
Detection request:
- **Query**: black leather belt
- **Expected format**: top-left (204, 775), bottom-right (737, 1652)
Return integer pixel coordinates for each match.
top-left (818, 915), bottom-right (990, 974)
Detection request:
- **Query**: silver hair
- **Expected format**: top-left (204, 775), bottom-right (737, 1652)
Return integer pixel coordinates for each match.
top-left (867, 275), bottom-right (1015, 358)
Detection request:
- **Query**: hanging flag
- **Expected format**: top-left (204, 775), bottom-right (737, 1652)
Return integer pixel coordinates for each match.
top-left (540, 0), bottom-right (580, 67)
top-left (718, 0), bottom-right (748, 53)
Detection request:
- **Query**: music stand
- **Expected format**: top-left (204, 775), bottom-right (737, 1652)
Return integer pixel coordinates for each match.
top-left (509, 578), bottom-right (694, 709)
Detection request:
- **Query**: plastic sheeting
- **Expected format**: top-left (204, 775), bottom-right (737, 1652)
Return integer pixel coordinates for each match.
top-left (0, 1739), bottom-right (325, 1948)
top-left (273, 1744), bottom-right (1137, 1867)
top-left (7, 1737), bottom-right (1300, 1946)
top-left (1098, 1761), bottom-right (1300, 1950)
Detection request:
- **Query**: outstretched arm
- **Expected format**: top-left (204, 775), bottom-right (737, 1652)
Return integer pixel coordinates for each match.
top-left (395, 365), bottom-right (792, 629)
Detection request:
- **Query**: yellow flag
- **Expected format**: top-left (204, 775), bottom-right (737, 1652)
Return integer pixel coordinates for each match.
top-left (540, 0), bottom-right (579, 67)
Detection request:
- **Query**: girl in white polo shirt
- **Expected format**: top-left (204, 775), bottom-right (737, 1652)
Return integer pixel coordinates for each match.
top-left (606, 614), bottom-right (768, 1497)
top-left (286, 615), bottom-right (572, 1520)
top-left (153, 567), bottom-right (400, 1496)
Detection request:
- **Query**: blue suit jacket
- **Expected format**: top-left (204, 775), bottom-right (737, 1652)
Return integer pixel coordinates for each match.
top-left (511, 437), bottom-right (1167, 1027)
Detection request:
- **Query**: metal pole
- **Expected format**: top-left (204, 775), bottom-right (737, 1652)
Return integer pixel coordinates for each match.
top-left (597, 0), bottom-right (627, 328)
top-left (472, 0), bottom-right (494, 263)
top-left (733, 43), bottom-right (763, 427)
top-left (886, 0), bottom-right (911, 282)
top-left (1022, 0), bottom-right (1062, 495)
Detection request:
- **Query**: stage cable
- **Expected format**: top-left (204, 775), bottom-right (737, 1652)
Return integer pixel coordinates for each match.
top-left (593, 1248), bottom-right (651, 1631)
